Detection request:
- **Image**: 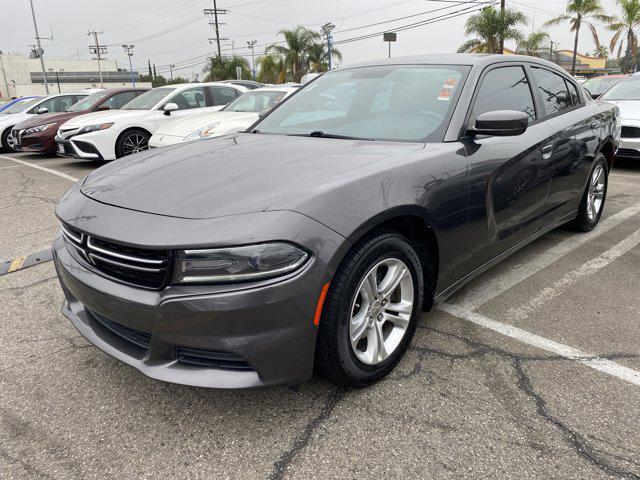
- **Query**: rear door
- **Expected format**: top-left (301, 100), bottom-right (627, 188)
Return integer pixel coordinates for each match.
top-left (528, 66), bottom-right (598, 222)
top-left (463, 63), bottom-right (556, 264)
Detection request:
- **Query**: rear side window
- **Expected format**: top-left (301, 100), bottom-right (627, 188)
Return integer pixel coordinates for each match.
top-left (531, 67), bottom-right (573, 115)
top-left (209, 86), bottom-right (239, 106)
top-left (471, 66), bottom-right (536, 124)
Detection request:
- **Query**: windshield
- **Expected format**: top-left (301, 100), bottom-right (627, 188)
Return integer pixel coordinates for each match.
top-left (3, 97), bottom-right (40, 114)
top-left (583, 77), bottom-right (624, 97)
top-left (67, 90), bottom-right (111, 112)
top-left (255, 65), bottom-right (468, 142)
top-left (224, 90), bottom-right (289, 113)
top-left (121, 87), bottom-right (175, 110)
top-left (601, 77), bottom-right (640, 101)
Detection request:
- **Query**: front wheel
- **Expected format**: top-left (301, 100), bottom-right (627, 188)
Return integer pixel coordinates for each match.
top-left (316, 232), bottom-right (424, 388)
top-left (115, 129), bottom-right (150, 158)
top-left (572, 154), bottom-right (608, 232)
top-left (1, 127), bottom-right (14, 153)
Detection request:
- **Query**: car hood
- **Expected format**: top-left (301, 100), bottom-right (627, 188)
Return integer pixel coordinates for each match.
top-left (14, 111), bottom-right (82, 129)
top-left (154, 111), bottom-right (258, 137)
top-left (81, 133), bottom-right (424, 219)
top-left (62, 109), bottom-right (149, 126)
top-left (605, 100), bottom-right (640, 121)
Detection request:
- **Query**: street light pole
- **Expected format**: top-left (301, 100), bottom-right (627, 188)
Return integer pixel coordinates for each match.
top-left (122, 44), bottom-right (135, 87)
top-left (322, 23), bottom-right (335, 71)
top-left (247, 40), bottom-right (257, 79)
top-left (28, 0), bottom-right (49, 94)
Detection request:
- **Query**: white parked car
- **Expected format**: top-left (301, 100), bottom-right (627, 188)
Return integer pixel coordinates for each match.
top-left (149, 86), bottom-right (298, 148)
top-left (1, 93), bottom-right (87, 151)
top-left (601, 74), bottom-right (640, 159)
top-left (56, 82), bottom-right (246, 160)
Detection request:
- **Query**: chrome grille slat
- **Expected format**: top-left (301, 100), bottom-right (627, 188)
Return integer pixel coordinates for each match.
top-left (88, 252), bottom-right (164, 273)
top-left (86, 237), bottom-right (165, 265)
top-left (60, 223), bottom-right (170, 289)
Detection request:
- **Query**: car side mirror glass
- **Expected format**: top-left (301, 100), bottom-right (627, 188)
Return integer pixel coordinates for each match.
top-left (163, 102), bottom-right (179, 115)
top-left (470, 110), bottom-right (529, 137)
top-left (37, 107), bottom-right (48, 114)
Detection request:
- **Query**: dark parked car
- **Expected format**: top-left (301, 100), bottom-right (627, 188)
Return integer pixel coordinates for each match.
top-left (53, 54), bottom-right (619, 389)
top-left (12, 88), bottom-right (148, 155)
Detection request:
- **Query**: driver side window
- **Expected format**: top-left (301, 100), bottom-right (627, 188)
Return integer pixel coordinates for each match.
top-left (471, 66), bottom-right (536, 125)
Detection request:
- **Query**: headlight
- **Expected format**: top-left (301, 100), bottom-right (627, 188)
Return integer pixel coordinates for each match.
top-left (184, 122), bottom-right (220, 141)
top-left (78, 122), bottom-right (114, 135)
top-left (173, 243), bottom-right (310, 284)
top-left (24, 122), bottom-right (56, 135)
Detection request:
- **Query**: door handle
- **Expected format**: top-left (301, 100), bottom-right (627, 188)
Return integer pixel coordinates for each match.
top-left (541, 144), bottom-right (554, 160)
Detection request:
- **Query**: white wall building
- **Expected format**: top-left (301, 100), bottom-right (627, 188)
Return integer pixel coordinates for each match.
top-left (0, 52), bottom-right (151, 98)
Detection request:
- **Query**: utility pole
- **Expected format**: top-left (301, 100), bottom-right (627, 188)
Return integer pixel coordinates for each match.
top-left (122, 44), bottom-right (135, 86)
top-left (203, 1), bottom-right (227, 58)
top-left (0, 51), bottom-right (10, 98)
top-left (322, 23), bottom-right (335, 71)
top-left (499, 0), bottom-right (506, 54)
top-left (549, 40), bottom-right (555, 62)
top-left (28, 0), bottom-right (49, 94)
top-left (88, 30), bottom-right (106, 88)
top-left (169, 64), bottom-right (175, 82)
top-left (247, 40), bottom-right (257, 78)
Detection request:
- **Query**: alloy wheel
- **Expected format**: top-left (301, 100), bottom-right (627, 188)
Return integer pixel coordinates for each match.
top-left (349, 258), bottom-right (414, 365)
top-left (587, 164), bottom-right (606, 221)
top-left (122, 133), bottom-right (148, 155)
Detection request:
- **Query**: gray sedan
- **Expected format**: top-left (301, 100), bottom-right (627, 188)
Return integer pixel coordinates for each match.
top-left (53, 54), bottom-right (619, 388)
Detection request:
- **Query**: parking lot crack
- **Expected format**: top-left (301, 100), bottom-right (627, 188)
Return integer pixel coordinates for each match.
top-left (267, 388), bottom-right (345, 480)
top-left (513, 359), bottom-right (640, 480)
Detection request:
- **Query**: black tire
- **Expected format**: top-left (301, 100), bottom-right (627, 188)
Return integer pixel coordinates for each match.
top-left (316, 231), bottom-right (424, 388)
top-left (115, 129), bottom-right (150, 158)
top-left (572, 154), bottom-right (608, 232)
top-left (1, 127), bottom-right (14, 153)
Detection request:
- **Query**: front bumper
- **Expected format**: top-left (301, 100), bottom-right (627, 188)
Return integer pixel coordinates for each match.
top-left (12, 128), bottom-right (57, 153)
top-left (52, 200), bottom-right (347, 388)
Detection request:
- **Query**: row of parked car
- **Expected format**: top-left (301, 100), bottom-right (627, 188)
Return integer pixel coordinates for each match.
top-left (0, 80), bottom-right (298, 161)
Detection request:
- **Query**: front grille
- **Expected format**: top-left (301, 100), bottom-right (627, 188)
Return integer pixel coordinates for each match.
top-left (61, 223), bottom-right (170, 289)
top-left (621, 126), bottom-right (640, 138)
top-left (89, 309), bottom-right (151, 350)
top-left (176, 346), bottom-right (253, 371)
top-left (616, 148), bottom-right (640, 158)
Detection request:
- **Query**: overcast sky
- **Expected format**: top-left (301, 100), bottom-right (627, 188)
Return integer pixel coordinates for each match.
top-left (1, 0), bottom-right (623, 80)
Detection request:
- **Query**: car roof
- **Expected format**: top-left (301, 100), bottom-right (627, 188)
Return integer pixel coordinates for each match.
top-left (345, 53), bottom-right (567, 71)
top-left (588, 74), bottom-right (628, 80)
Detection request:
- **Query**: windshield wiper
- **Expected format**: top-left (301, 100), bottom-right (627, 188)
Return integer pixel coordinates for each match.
top-left (294, 131), bottom-right (375, 141)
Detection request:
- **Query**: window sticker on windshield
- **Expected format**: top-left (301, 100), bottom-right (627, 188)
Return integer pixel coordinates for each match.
top-left (442, 77), bottom-right (458, 90)
top-left (437, 88), bottom-right (452, 101)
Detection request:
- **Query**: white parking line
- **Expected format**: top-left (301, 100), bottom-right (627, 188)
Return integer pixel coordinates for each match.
top-left (454, 202), bottom-right (640, 309)
top-left (440, 303), bottom-right (640, 387)
top-left (507, 227), bottom-right (640, 320)
top-left (0, 154), bottom-right (79, 182)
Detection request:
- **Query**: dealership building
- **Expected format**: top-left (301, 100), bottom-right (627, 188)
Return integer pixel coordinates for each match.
top-left (0, 52), bottom-right (151, 98)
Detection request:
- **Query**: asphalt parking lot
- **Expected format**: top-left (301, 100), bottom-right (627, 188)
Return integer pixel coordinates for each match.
top-left (1, 151), bottom-right (639, 480)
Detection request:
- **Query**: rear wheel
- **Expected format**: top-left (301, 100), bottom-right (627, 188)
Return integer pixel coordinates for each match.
top-left (316, 231), bottom-right (424, 388)
top-left (572, 154), bottom-right (608, 232)
top-left (115, 129), bottom-right (149, 158)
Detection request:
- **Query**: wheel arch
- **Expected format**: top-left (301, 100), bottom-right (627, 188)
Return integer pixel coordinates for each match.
top-left (596, 136), bottom-right (616, 172)
top-left (344, 206), bottom-right (440, 311)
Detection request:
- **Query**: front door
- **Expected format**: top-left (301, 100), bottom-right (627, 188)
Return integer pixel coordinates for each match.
top-left (463, 64), bottom-right (555, 267)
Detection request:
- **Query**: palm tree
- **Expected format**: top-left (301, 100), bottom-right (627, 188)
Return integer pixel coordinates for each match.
top-left (267, 26), bottom-right (322, 82)
top-left (545, 0), bottom-right (614, 75)
top-left (516, 30), bottom-right (550, 56)
top-left (256, 53), bottom-right (286, 84)
top-left (457, 6), bottom-right (527, 54)
top-left (203, 55), bottom-right (251, 81)
top-left (307, 42), bottom-right (343, 72)
top-left (608, 0), bottom-right (640, 72)
top-left (593, 44), bottom-right (609, 57)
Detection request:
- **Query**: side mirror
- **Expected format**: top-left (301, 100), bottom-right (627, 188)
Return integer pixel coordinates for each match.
top-left (37, 107), bottom-right (48, 114)
top-left (163, 102), bottom-right (179, 116)
top-left (470, 110), bottom-right (529, 137)
top-left (258, 107), bottom-right (272, 119)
